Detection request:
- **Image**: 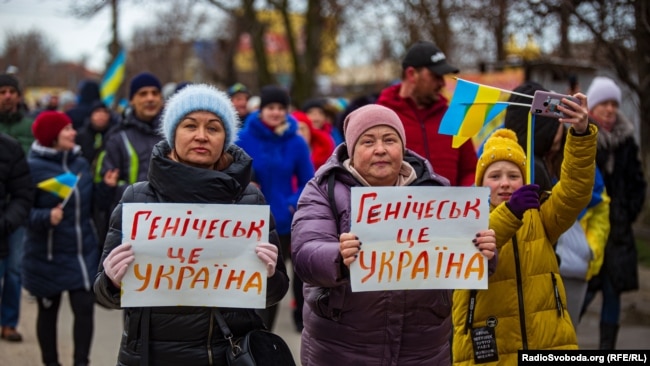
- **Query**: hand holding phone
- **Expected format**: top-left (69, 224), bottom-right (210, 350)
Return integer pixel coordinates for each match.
top-left (530, 91), bottom-right (579, 119)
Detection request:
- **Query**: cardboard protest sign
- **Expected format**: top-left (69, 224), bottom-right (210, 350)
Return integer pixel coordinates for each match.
top-left (349, 186), bottom-right (490, 292)
top-left (120, 203), bottom-right (269, 308)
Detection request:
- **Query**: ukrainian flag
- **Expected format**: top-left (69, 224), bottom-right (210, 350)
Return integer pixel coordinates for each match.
top-left (101, 49), bottom-right (126, 107)
top-left (37, 172), bottom-right (79, 200)
top-left (439, 79), bottom-right (510, 148)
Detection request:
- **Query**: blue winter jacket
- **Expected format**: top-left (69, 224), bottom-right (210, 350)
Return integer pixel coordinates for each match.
top-left (238, 111), bottom-right (314, 235)
top-left (23, 142), bottom-right (99, 298)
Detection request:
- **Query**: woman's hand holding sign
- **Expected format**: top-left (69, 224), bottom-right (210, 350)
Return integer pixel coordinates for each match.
top-left (474, 229), bottom-right (498, 275)
top-left (255, 242), bottom-right (278, 277)
top-left (339, 232), bottom-right (362, 267)
top-left (473, 229), bottom-right (497, 260)
top-left (104, 242), bottom-right (135, 288)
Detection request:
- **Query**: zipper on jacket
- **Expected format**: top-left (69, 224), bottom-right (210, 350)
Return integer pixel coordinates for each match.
top-left (551, 273), bottom-right (564, 317)
top-left (73, 187), bottom-right (91, 291)
top-left (512, 235), bottom-right (528, 349)
top-left (406, 101), bottom-right (432, 161)
top-left (207, 308), bottom-right (215, 365)
top-left (47, 229), bottom-right (54, 261)
top-left (62, 158), bottom-right (92, 292)
top-left (416, 113), bottom-right (431, 162)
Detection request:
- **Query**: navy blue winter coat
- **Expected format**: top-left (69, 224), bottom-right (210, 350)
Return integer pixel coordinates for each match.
top-left (23, 142), bottom-right (99, 298)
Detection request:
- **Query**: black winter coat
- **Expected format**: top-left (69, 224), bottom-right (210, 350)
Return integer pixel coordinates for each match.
top-left (94, 140), bottom-right (290, 366)
top-left (595, 113), bottom-right (646, 292)
top-left (98, 110), bottom-right (163, 210)
top-left (0, 133), bottom-right (33, 258)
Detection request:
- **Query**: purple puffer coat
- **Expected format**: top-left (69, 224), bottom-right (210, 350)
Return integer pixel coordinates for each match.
top-left (292, 144), bottom-right (452, 366)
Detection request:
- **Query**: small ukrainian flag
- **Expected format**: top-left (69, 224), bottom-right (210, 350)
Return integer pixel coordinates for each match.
top-left (37, 172), bottom-right (79, 200)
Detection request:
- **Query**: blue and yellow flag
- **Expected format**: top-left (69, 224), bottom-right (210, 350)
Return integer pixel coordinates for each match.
top-left (37, 172), bottom-right (79, 200)
top-left (439, 79), bottom-right (511, 148)
top-left (101, 49), bottom-right (126, 107)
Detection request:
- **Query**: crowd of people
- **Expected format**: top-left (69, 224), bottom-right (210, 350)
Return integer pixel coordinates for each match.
top-left (0, 39), bottom-right (646, 365)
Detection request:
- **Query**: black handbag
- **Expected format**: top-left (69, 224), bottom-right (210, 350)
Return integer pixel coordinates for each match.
top-left (214, 309), bottom-right (296, 366)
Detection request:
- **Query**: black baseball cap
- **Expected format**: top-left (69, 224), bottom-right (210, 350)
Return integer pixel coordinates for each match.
top-left (402, 41), bottom-right (459, 75)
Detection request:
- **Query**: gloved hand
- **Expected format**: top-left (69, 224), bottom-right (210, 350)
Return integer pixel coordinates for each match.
top-left (506, 184), bottom-right (540, 219)
top-left (103, 242), bottom-right (135, 288)
top-left (255, 242), bottom-right (278, 277)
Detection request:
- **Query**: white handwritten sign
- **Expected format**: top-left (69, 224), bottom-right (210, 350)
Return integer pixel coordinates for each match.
top-left (349, 186), bottom-right (490, 292)
top-left (120, 203), bottom-right (270, 308)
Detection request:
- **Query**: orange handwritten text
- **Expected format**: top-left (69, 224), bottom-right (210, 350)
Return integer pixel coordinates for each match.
top-left (130, 210), bottom-right (265, 241)
top-left (132, 263), bottom-right (264, 294)
top-left (356, 193), bottom-right (481, 224)
top-left (357, 246), bottom-right (485, 283)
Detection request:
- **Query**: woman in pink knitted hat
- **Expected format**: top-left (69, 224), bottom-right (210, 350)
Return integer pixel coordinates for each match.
top-left (291, 104), bottom-right (497, 365)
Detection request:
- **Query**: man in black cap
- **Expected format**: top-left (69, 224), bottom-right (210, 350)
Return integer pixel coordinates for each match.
top-left (0, 74), bottom-right (34, 342)
top-left (377, 41), bottom-right (477, 187)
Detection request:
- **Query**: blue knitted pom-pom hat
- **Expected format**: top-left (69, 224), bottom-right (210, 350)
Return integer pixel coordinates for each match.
top-left (160, 84), bottom-right (240, 149)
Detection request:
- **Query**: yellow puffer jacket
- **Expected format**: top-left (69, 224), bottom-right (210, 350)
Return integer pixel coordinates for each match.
top-left (452, 125), bottom-right (597, 365)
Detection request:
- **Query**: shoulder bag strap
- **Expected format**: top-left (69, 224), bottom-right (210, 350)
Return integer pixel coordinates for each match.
top-left (326, 173), bottom-right (346, 320)
top-left (214, 308), bottom-right (242, 356)
top-left (327, 173), bottom-right (340, 235)
top-left (140, 308), bottom-right (151, 366)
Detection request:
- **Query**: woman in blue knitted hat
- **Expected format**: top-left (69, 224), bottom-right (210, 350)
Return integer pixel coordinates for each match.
top-left (94, 84), bottom-right (290, 366)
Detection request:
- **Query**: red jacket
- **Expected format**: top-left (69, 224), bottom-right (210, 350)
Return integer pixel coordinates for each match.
top-left (378, 83), bottom-right (477, 186)
top-left (291, 111), bottom-right (335, 171)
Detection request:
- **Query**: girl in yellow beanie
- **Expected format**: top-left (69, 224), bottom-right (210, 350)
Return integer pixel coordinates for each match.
top-left (452, 93), bottom-right (597, 365)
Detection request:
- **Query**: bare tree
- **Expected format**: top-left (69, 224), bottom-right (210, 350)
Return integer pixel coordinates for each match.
top-left (128, 0), bottom-right (213, 83)
top-left (69, 0), bottom-right (123, 68)
top-left (1, 29), bottom-right (55, 87)
top-left (202, 0), bottom-right (274, 89)
top-left (558, 0), bottom-right (650, 220)
top-left (269, 0), bottom-right (342, 105)
top-left (201, 0), bottom-right (345, 104)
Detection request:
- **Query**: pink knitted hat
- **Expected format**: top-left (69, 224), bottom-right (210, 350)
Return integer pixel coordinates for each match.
top-left (343, 104), bottom-right (406, 157)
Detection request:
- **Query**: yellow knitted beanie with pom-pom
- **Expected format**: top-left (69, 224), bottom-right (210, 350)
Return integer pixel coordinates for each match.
top-left (475, 128), bottom-right (527, 186)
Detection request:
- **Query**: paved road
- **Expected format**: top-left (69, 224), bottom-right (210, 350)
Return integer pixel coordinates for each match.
top-left (2, 266), bottom-right (648, 365)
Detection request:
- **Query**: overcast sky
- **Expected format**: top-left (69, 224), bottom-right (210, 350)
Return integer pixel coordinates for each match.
top-left (0, 0), bottom-right (223, 73)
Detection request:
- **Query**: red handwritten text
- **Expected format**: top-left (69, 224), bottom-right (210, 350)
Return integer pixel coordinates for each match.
top-left (356, 193), bottom-right (481, 224)
top-left (130, 210), bottom-right (265, 241)
top-left (167, 247), bottom-right (203, 264)
top-left (396, 227), bottom-right (430, 248)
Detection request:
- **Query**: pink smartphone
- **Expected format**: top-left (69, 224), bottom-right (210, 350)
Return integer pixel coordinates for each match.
top-left (530, 90), bottom-right (579, 119)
